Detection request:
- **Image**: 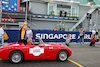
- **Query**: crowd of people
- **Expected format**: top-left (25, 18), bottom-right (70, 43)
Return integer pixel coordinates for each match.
top-left (59, 10), bottom-right (67, 17)
top-left (50, 10), bottom-right (68, 17)
top-left (18, 21), bottom-right (34, 45)
top-left (78, 27), bottom-right (98, 47)
top-left (0, 21), bottom-right (100, 47)
top-left (64, 27), bottom-right (99, 47)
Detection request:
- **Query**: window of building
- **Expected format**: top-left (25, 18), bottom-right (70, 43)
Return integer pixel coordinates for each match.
top-left (20, 3), bottom-right (26, 12)
top-left (57, 4), bottom-right (71, 17)
top-left (47, 3), bottom-right (79, 17)
top-left (72, 6), bottom-right (77, 17)
top-left (48, 3), bottom-right (56, 15)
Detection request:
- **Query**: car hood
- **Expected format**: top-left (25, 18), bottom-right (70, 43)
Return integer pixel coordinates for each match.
top-left (1, 42), bottom-right (24, 48)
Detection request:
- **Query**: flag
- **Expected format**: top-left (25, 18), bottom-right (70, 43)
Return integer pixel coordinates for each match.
top-left (2, 0), bottom-right (20, 12)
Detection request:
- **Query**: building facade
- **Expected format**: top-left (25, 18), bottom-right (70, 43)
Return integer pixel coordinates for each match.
top-left (25, 0), bottom-right (100, 31)
top-left (1, 0), bottom-right (100, 31)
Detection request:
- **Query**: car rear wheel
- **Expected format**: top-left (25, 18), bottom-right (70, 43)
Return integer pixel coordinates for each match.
top-left (9, 51), bottom-right (24, 63)
top-left (57, 50), bottom-right (68, 61)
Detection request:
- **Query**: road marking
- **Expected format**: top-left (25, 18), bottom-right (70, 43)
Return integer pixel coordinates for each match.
top-left (68, 59), bottom-right (84, 67)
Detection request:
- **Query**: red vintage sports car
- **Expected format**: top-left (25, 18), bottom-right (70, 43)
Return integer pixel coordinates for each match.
top-left (0, 37), bottom-right (72, 63)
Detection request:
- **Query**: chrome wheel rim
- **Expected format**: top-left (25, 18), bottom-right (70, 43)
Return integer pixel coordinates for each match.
top-left (12, 53), bottom-right (21, 63)
top-left (59, 51), bottom-right (67, 61)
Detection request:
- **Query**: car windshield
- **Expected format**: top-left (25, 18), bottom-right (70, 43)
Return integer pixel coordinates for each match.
top-left (36, 37), bottom-right (45, 46)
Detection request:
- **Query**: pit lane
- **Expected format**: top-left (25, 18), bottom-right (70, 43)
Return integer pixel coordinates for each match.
top-left (0, 44), bottom-right (100, 67)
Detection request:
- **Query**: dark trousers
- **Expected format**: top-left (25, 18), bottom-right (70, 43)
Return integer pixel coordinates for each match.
top-left (90, 42), bottom-right (95, 46)
top-left (18, 39), bottom-right (27, 45)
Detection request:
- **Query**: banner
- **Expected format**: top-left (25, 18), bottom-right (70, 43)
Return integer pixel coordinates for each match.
top-left (5, 30), bottom-right (98, 43)
top-left (2, 0), bottom-right (20, 12)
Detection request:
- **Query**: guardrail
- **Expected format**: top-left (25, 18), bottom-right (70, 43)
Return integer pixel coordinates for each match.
top-left (2, 12), bottom-right (79, 21)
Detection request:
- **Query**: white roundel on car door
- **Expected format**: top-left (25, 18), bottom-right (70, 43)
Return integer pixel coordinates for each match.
top-left (29, 47), bottom-right (44, 56)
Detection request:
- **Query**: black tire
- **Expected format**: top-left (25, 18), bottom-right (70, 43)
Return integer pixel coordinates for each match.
top-left (57, 50), bottom-right (68, 62)
top-left (9, 51), bottom-right (24, 63)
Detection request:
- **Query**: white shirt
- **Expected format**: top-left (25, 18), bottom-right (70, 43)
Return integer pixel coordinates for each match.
top-left (0, 27), bottom-right (4, 36)
top-left (26, 30), bottom-right (32, 38)
top-left (92, 30), bottom-right (96, 35)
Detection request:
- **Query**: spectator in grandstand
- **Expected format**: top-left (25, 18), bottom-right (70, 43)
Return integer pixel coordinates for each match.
top-left (92, 28), bottom-right (96, 35)
top-left (60, 10), bottom-right (62, 17)
top-left (26, 27), bottom-right (33, 38)
top-left (98, 29), bottom-right (100, 42)
top-left (51, 11), bottom-right (55, 15)
top-left (79, 28), bottom-right (84, 46)
top-left (26, 38), bottom-right (32, 45)
top-left (90, 34), bottom-right (97, 46)
top-left (0, 25), bottom-right (4, 45)
top-left (64, 11), bottom-right (67, 17)
top-left (65, 34), bottom-right (71, 46)
top-left (62, 10), bottom-right (64, 16)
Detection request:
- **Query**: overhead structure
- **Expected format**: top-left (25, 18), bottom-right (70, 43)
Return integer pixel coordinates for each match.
top-left (69, 5), bottom-right (100, 31)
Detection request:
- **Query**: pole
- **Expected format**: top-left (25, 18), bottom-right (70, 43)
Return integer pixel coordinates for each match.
top-left (0, 0), bottom-right (2, 23)
top-left (25, 1), bottom-right (28, 21)
top-left (96, 9), bottom-right (98, 30)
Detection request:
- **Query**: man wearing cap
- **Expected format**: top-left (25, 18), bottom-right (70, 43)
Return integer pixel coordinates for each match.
top-left (26, 38), bottom-right (32, 45)
top-left (0, 25), bottom-right (4, 45)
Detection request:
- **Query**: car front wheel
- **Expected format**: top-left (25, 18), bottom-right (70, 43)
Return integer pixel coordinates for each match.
top-left (57, 50), bottom-right (68, 61)
top-left (9, 51), bottom-right (24, 63)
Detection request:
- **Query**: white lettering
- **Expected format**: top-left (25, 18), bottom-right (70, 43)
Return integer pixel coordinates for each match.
top-left (54, 34), bottom-right (59, 39)
top-left (35, 33), bottom-right (77, 39)
top-left (63, 34), bottom-right (67, 39)
top-left (43, 34), bottom-right (48, 39)
top-left (36, 33), bottom-right (40, 39)
top-left (71, 34), bottom-right (76, 39)
top-left (49, 34), bottom-right (54, 39)
top-left (59, 34), bottom-right (63, 39)
top-left (84, 34), bottom-right (90, 39)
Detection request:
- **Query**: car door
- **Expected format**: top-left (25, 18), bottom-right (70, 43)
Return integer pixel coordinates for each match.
top-left (27, 45), bottom-right (44, 60)
top-left (44, 45), bottom-right (57, 60)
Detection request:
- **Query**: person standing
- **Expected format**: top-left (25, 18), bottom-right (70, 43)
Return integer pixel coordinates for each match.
top-left (79, 28), bottom-right (84, 46)
top-left (26, 27), bottom-right (33, 38)
top-left (65, 34), bottom-right (71, 46)
top-left (60, 10), bottom-right (62, 17)
top-left (18, 21), bottom-right (27, 45)
top-left (18, 21), bottom-right (27, 41)
top-left (53, 27), bottom-right (57, 31)
top-left (64, 11), bottom-right (67, 17)
top-left (98, 29), bottom-right (100, 42)
top-left (0, 25), bottom-right (4, 45)
top-left (92, 28), bottom-right (96, 35)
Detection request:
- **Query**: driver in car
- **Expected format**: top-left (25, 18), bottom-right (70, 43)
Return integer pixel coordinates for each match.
top-left (26, 38), bottom-right (35, 45)
top-left (26, 38), bottom-right (32, 45)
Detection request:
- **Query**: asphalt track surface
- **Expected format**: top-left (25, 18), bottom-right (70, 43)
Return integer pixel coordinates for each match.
top-left (0, 44), bottom-right (100, 67)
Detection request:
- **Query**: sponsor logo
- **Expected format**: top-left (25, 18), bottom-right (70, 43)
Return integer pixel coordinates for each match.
top-left (36, 33), bottom-right (98, 39)
top-left (36, 33), bottom-right (76, 39)
top-left (29, 47), bottom-right (44, 56)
